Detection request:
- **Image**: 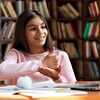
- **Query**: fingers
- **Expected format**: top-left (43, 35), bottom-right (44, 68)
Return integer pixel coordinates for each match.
top-left (55, 66), bottom-right (61, 72)
top-left (49, 47), bottom-right (55, 56)
top-left (38, 67), bottom-right (60, 81)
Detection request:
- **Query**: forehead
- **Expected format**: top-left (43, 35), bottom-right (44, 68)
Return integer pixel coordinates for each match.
top-left (26, 16), bottom-right (45, 26)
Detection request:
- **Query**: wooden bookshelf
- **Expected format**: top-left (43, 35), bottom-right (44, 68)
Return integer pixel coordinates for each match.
top-left (0, 0), bottom-right (100, 81)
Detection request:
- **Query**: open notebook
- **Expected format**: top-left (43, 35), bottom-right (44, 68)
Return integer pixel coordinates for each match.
top-left (70, 82), bottom-right (100, 91)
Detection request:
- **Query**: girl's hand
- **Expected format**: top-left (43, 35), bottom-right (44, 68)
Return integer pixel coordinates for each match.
top-left (38, 66), bottom-right (61, 81)
top-left (42, 47), bottom-right (60, 70)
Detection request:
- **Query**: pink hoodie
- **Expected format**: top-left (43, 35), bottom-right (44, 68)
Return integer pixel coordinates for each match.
top-left (0, 49), bottom-right (76, 84)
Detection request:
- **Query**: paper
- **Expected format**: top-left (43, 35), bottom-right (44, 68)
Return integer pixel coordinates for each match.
top-left (0, 80), bottom-right (88, 97)
top-left (0, 86), bottom-right (18, 95)
top-left (31, 80), bottom-right (72, 89)
top-left (18, 89), bottom-right (87, 98)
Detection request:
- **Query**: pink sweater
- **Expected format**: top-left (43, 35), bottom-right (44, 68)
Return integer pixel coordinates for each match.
top-left (0, 49), bottom-right (76, 84)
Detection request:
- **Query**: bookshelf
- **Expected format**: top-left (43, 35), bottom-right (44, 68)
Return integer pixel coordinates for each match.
top-left (0, 0), bottom-right (100, 81)
top-left (81, 0), bottom-right (100, 80)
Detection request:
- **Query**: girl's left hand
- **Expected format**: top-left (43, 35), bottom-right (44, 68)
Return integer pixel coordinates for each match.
top-left (38, 66), bottom-right (61, 81)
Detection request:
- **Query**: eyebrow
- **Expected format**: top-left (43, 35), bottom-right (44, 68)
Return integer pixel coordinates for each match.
top-left (26, 23), bottom-right (45, 28)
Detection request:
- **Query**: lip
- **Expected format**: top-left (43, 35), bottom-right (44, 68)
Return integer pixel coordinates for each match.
top-left (35, 36), bottom-right (45, 41)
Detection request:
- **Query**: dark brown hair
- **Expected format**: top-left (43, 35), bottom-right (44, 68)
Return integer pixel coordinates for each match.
top-left (12, 10), bottom-right (53, 52)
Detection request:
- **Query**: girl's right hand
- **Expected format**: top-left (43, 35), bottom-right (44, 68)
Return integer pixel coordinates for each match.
top-left (42, 47), bottom-right (60, 70)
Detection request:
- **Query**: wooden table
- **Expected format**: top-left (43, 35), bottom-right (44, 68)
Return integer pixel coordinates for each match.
top-left (0, 81), bottom-right (100, 100)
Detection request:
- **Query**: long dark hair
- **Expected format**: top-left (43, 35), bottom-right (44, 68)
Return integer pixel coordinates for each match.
top-left (12, 10), bottom-right (54, 52)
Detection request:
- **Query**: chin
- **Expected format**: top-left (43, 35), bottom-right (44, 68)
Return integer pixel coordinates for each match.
top-left (36, 42), bottom-right (45, 46)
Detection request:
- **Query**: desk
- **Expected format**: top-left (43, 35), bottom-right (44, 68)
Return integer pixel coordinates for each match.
top-left (0, 81), bottom-right (100, 100)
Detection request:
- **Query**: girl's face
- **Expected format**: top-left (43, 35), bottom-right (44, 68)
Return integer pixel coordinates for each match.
top-left (25, 17), bottom-right (48, 49)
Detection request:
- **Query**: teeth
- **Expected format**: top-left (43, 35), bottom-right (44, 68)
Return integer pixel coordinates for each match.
top-left (36, 37), bottom-right (44, 41)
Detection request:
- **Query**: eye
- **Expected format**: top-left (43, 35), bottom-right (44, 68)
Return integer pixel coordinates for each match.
top-left (41, 25), bottom-right (46, 29)
top-left (29, 27), bottom-right (36, 31)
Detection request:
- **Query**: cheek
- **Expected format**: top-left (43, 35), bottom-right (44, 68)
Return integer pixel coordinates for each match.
top-left (45, 30), bottom-right (48, 37)
top-left (26, 31), bottom-right (35, 39)
top-left (26, 34), bottom-right (34, 44)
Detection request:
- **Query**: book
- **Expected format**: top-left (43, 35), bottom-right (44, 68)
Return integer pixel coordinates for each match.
top-left (41, 0), bottom-right (50, 18)
top-left (32, 1), bottom-right (38, 11)
top-left (57, 22), bottom-right (62, 39)
top-left (58, 7), bottom-right (68, 19)
top-left (83, 22), bottom-right (91, 38)
top-left (67, 22), bottom-right (77, 38)
top-left (89, 22), bottom-right (97, 38)
top-left (1, 22), bottom-right (8, 39)
top-left (85, 41), bottom-right (90, 58)
top-left (3, 1), bottom-right (17, 17)
top-left (65, 23), bottom-right (75, 39)
top-left (37, 1), bottom-right (45, 17)
top-left (63, 42), bottom-right (79, 58)
top-left (67, 3), bottom-right (79, 18)
top-left (0, 1), bottom-right (8, 17)
top-left (94, 22), bottom-right (99, 38)
top-left (93, 1), bottom-right (100, 16)
top-left (91, 62), bottom-right (100, 79)
top-left (88, 4), bottom-right (94, 17)
top-left (61, 5), bottom-right (74, 19)
top-left (25, 0), bottom-right (33, 10)
top-left (2, 21), bottom-right (15, 39)
top-left (60, 22), bottom-right (67, 39)
top-left (88, 22), bottom-right (94, 37)
top-left (91, 41), bottom-right (99, 58)
top-left (16, 0), bottom-right (25, 15)
top-left (1, 22), bottom-right (7, 37)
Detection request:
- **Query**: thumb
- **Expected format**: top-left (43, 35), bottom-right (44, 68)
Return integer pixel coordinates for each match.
top-left (49, 47), bottom-right (55, 56)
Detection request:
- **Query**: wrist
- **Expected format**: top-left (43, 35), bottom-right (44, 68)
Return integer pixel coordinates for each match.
top-left (42, 60), bottom-right (48, 67)
top-left (52, 74), bottom-right (60, 81)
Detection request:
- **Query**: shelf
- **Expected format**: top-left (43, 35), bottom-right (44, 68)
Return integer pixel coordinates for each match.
top-left (0, 0), bottom-right (100, 81)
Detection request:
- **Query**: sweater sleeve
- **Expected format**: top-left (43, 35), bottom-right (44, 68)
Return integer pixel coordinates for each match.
top-left (0, 50), bottom-right (43, 80)
top-left (56, 51), bottom-right (77, 83)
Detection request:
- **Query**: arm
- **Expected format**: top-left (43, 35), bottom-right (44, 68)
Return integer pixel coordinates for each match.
top-left (0, 50), bottom-right (43, 80)
top-left (59, 51), bottom-right (77, 83)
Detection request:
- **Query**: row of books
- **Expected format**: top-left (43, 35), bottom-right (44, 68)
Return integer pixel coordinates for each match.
top-left (26, 0), bottom-right (50, 18)
top-left (84, 61), bottom-right (100, 79)
top-left (83, 21), bottom-right (99, 38)
top-left (59, 42), bottom-right (80, 58)
top-left (0, 21), bottom-right (15, 39)
top-left (88, 1), bottom-right (100, 17)
top-left (52, 21), bottom-right (99, 40)
top-left (0, 1), bottom-right (17, 17)
top-left (85, 41), bottom-right (99, 58)
top-left (58, 3), bottom-right (79, 19)
top-left (53, 21), bottom-right (78, 40)
top-left (0, 0), bottom-right (50, 18)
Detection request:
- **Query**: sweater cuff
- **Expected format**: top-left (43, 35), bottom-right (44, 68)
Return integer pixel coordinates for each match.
top-left (54, 75), bottom-right (67, 83)
top-left (31, 60), bottom-right (43, 72)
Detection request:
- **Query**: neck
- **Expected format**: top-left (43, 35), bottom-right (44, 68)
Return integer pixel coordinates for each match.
top-left (29, 46), bottom-right (45, 54)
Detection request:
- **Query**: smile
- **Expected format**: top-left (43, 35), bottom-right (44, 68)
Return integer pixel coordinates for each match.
top-left (35, 36), bottom-right (45, 41)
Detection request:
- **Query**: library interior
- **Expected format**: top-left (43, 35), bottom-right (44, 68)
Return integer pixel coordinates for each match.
top-left (0, 0), bottom-right (100, 100)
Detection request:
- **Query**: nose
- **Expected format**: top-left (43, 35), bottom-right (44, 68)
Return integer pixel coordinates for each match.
top-left (37, 27), bottom-right (43, 35)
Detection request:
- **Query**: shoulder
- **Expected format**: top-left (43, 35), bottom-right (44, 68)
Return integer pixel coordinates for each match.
top-left (6, 48), bottom-right (25, 59)
top-left (4, 48), bottom-right (20, 62)
top-left (7, 48), bottom-right (26, 62)
top-left (10, 48), bottom-right (25, 54)
top-left (56, 49), bottom-right (68, 57)
top-left (56, 49), bottom-right (69, 60)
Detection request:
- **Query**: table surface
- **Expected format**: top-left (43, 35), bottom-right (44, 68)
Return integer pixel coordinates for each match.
top-left (0, 81), bottom-right (100, 100)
